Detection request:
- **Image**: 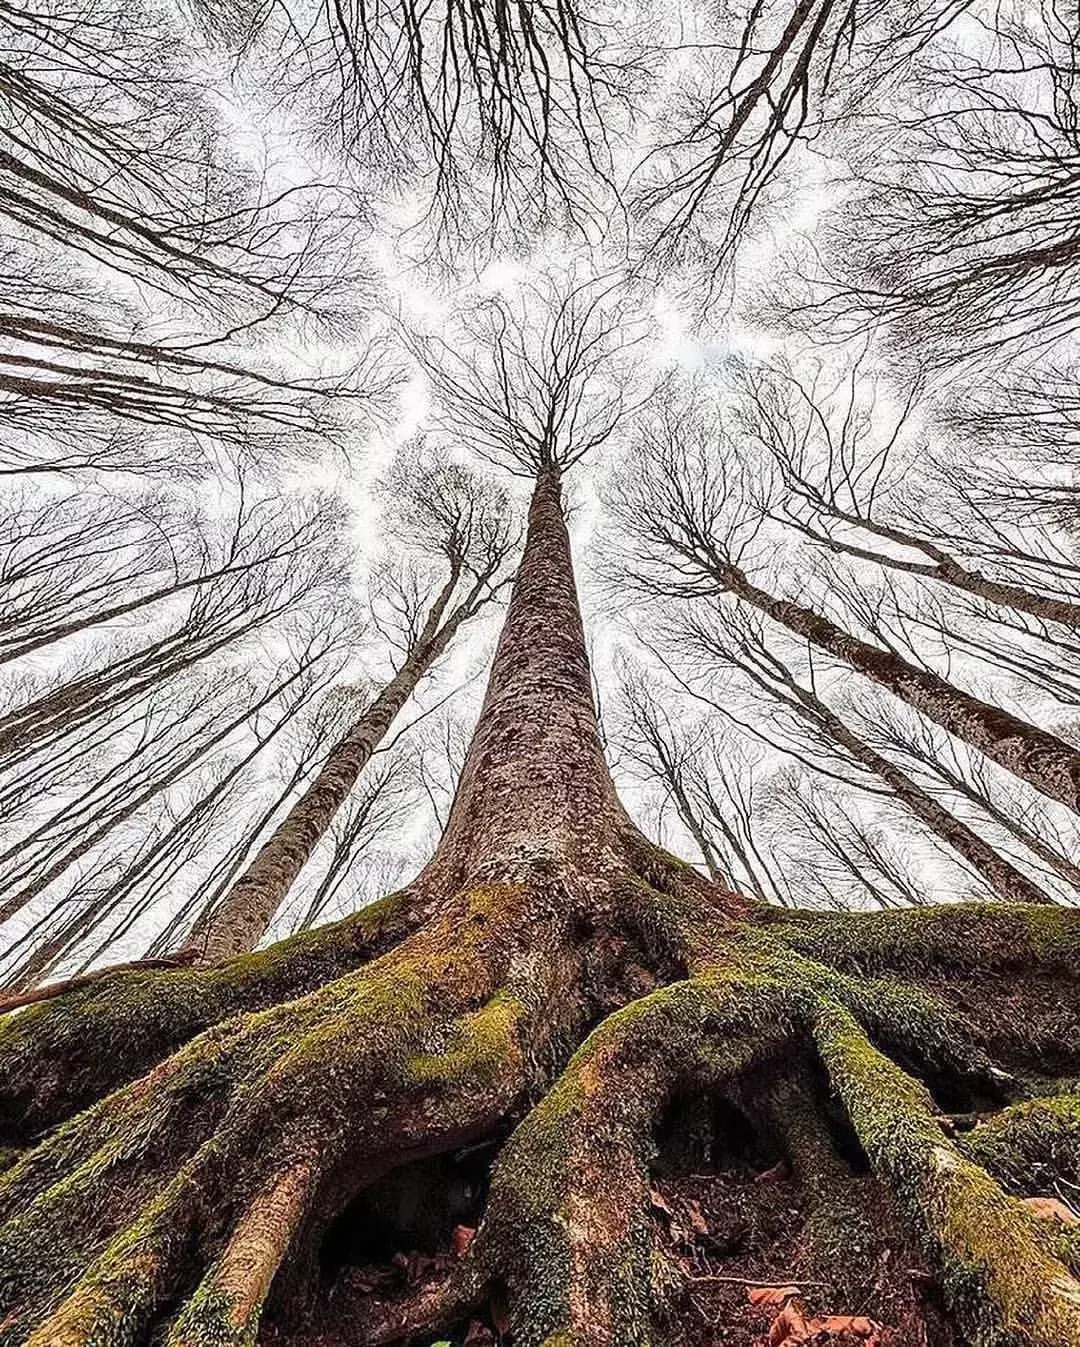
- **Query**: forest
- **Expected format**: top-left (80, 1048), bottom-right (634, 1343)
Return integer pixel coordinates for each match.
top-left (1, 0), bottom-right (1080, 1344)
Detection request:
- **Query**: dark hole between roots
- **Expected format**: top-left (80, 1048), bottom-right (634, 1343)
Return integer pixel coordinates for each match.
top-left (319, 1142), bottom-right (495, 1273)
top-left (653, 1088), bottom-right (784, 1177)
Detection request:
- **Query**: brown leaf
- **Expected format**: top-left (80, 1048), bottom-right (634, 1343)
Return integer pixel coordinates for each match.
top-left (748, 1285), bottom-right (801, 1307)
top-left (813, 1314), bottom-right (880, 1337)
top-left (768, 1302), bottom-right (810, 1345)
top-left (452, 1223), bottom-right (477, 1254)
top-left (649, 1187), bottom-right (674, 1217)
top-left (754, 1160), bottom-right (789, 1184)
top-left (685, 1198), bottom-right (709, 1235)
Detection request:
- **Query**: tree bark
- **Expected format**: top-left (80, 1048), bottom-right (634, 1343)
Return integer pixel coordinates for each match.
top-left (1, 465), bottom-right (1079, 1347)
top-left (185, 574), bottom-right (465, 963)
top-left (724, 565), bottom-right (1080, 815)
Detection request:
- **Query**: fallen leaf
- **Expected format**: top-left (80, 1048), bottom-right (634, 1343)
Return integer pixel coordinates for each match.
top-left (463, 1320), bottom-right (496, 1347)
top-left (452, 1223), bottom-right (477, 1254)
top-left (1022, 1196), bottom-right (1079, 1224)
top-left (754, 1160), bottom-right (789, 1184)
top-left (769, 1301), bottom-right (810, 1345)
top-left (748, 1285), bottom-right (801, 1307)
top-left (814, 1314), bottom-right (880, 1337)
top-left (685, 1198), bottom-right (709, 1235)
top-left (649, 1187), bottom-right (674, 1217)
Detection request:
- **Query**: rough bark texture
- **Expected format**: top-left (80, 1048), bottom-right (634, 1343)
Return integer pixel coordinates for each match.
top-left (727, 565), bottom-right (1080, 815)
top-left (0, 466), bottom-right (1078, 1347)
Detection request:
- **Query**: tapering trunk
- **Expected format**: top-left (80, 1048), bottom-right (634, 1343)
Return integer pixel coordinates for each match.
top-left (809, 698), bottom-right (1056, 904)
top-left (726, 567), bottom-right (1080, 814)
top-left (419, 464), bottom-right (634, 895)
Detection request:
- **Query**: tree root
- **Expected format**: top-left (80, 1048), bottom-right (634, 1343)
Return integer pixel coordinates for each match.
top-left (2, 891), bottom-right (1080, 1346)
top-left (0, 887), bottom-right (431, 1137)
top-left (0, 880), bottom-right (575, 1345)
top-left (814, 1000), bottom-right (1080, 1345)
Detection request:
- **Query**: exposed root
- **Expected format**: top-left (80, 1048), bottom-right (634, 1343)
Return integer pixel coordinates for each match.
top-left (814, 1000), bottom-right (1080, 1345)
top-left (960, 1095), bottom-right (1080, 1195)
top-left (477, 972), bottom-right (806, 1347)
top-left (0, 888), bottom-right (430, 1138)
top-left (167, 1161), bottom-right (315, 1346)
top-left (2, 889), bottom-right (1080, 1347)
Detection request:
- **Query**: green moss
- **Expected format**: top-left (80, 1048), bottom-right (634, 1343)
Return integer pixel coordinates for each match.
top-left (0, 889), bottom-right (419, 1135)
top-left (961, 1096), bottom-right (1080, 1194)
top-left (166, 1283), bottom-right (257, 1347)
top-left (769, 903), bottom-right (1080, 978)
top-left (814, 1001), bottom-right (1080, 1346)
top-left (408, 990), bottom-right (526, 1086)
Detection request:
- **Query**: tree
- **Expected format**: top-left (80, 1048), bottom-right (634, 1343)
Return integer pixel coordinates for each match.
top-left (611, 396), bottom-right (1080, 816)
top-left (2, 296), bottom-right (1080, 1347)
top-left (182, 454), bottom-right (514, 963)
top-left (662, 602), bottom-right (1060, 905)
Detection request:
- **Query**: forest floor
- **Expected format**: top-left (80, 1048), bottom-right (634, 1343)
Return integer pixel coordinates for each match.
top-left (261, 1105), bottom-right (957, 1347)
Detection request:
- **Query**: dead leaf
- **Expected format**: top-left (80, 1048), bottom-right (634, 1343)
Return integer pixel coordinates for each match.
top-left (748, 1285), bottom-right (801, 1307)
top-left (649, 1187), bottom-right (674, 1217)
top-left (814, 1314), bottom-right (880, 1337)
top-left (685, 1198), bottom-right (709, 1235)
top-left (452, 1223), bottom-right (477, 1254)
top-left (463, 1320), bottom-right (495, 1347)
top-left (754, 1160), bottom-right (789, 1184)
top-left (769, 1301), bottom-right (810, 1345)
top-left (1022, 1196), bottom-right (1079, 1224)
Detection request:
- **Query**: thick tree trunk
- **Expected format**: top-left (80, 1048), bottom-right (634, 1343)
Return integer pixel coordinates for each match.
top-left (1, 465), bottom-right (1079, 1347)
top-left (725, 565), bottom-right (1080, 815)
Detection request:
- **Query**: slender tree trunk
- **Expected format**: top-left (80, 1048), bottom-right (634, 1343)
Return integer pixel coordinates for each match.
top-left (725, 566), bottom-right (1080, 814)
top-left (807, 696), bottom-right (1057, 904)
top-left (185, 575), bottom-right (466, 962)
top-left (921, 758), bottom-right (1080, 897)
top-left (816, 511), bottom-right (1080, 629)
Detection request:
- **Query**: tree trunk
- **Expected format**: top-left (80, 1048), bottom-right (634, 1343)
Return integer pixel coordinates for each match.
top-left (785, 681), bottom-right (1058, 905)
top-left (1, 466), bottom-right (1079, 1347)
top-left (725, 566), bottom-right (1080, 815)
top-left (183, 574), bottom-right (465, 963)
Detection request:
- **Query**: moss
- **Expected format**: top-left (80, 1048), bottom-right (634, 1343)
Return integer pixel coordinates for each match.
top-left (814, 1001), bottom-right (1080, 1346)
top-left (408, 991), bottom-right (526, 1087)
top-left (961, 1095), bottom-right (1080, 1194)
top-left (769, 903), bottom-right (1080, 978)
top-left (166, 1285), bottom-right (257, 1347)
top-left (0, 888), bottom-right (420, 1137)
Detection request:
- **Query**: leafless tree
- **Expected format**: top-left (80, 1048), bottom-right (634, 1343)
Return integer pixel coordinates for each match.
top-left (664, 601), bottom-right (1060, 904)
top-left (182, 452), bottom-right (515, 962)
top-left (610, 390), bottom-right (1080, 816)
top-left (791, 2), bottom-right (1080, 366)
top-left (195, 0), bottom-right (647, 254)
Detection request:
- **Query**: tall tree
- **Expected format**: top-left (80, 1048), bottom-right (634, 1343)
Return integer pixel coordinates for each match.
top-left (612, 400), bottom-right (1080, 815)
top-left (182, 455), bottom-right (514, 963)
top-left (2, 294), bottom-right (1080, 1347)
